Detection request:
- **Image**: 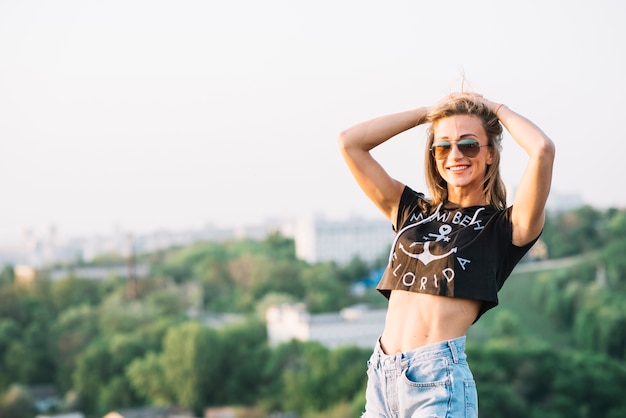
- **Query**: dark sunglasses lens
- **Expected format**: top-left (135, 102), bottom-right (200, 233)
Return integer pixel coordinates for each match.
top-left (457, 139), bottom-right (481, 157)
top-left (432, 142), bottom-right (451, 159)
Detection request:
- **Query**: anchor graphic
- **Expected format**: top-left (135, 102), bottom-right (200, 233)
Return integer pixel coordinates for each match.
top-left (428, 225), bottom-right (452, 242)
top-left (398, 241), bottom-right (457, 266)
top-left (398, 223), bottom-right (458, 265)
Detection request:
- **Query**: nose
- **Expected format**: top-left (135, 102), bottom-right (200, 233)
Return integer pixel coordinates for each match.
top-left (448, 143), bottom-right (464, 159)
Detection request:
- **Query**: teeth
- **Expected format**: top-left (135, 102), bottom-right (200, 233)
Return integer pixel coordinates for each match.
top-left (449, 166), bottom-right (468, 171)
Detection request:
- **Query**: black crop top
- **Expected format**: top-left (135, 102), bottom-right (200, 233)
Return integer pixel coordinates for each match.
top-left (377, 186), bottom-right (539, 322)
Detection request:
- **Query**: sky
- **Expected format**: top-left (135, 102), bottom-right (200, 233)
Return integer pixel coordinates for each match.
top-left (1, 0), bottom-right (625, 246)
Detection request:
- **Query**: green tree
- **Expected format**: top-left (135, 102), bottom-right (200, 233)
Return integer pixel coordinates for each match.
top-left (543, 205), bottom-right (605, 258)
top-left (573, 287), bottom-right (626, 359)
top-left (326, 345), bottom-right (369, 407)
top-left (281, 341), bottom-right (331, 413)
top-left (227, 253), bottom-right (270, 310)
top-left (3, 303), bottom-right (55, 385)
top-left (51, 304), bottom-right (100, 391)
top-left (301, 263), bottom-right (350, 313)
top-left (126, 351), bottom-right (173, 406)
top-left (491, 309), bottom-right (524, 338)
top-left (0, 266), bottom-right (14, 287)
top-left (72, 335), bottom-right (147, 415)
top-left (193, 247), bottom-right (234, 311)
top-left (253, 258), bottom-right (305, 303)
top-left (0, 284), bottom-right (30, 326)
top-left (48, 276), bottom-right (105, 314)
top-left (258, 340), bottom-right (304, 412)
top-left (0, 319), bottom-right (20, 390)
top-left (469, 338), bottom-right (626, 417)
top-left (72, 339), bottom-right (113, 414)
top-left (601, 238), bottom-right (626, 289)
top-left (213, 320), bottom-right (270, 405)
top-left (337, 256), bottom-right (371, 286)
top-left (150, 242), bottom-right (223, 283)
top-left (160, 321), bottom-right (220, 414)
top-left (262, 232), bottom-right (297, 260)
top-left (144, 286), bottom-right (187, 316)
top-left (264, 341), bottom-right (368, 415)
top-left (98, 293), bottom-right (163, 335)
top-left (98, 375), bottom-right (138, 413)
top-left (71, 300), bottom-right (169, 414)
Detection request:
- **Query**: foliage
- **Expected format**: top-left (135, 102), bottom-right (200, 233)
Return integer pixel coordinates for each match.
top-left (469, 338), bottom-right (626, 418)
top-left (1, 215), bottom-right (626, 417)
top-left (160, 322), bottom-right (219, 414)
top-left (525, 207), bottom-right (626, 361)
top-left (0, 285), bottom-right (56, 389)
top-left (212, 320), bottom-right (270, 406)
top-left (543, 205), bottom-right (603, 258)
top-left (531, 262), bottom-right (626, 360)
top-left (0, 266), bottom-right (14, 287)
top-left (125, 319), bottom-right (270, 415)
top-left (48, 275), bottom-right (106, 313)
top-left (300, 263), bottom-right (351, 313)
top-left (148, 234), bottom-right (367, 314)
top-left (259, 340), bottom-right (369, 416)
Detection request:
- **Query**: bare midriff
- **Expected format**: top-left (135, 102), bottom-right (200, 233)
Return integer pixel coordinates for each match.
top-left (379, 290), bottom-right (482, 354)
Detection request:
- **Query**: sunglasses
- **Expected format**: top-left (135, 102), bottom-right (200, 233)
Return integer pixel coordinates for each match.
top-left (431, 138), bottom-right (491, 160)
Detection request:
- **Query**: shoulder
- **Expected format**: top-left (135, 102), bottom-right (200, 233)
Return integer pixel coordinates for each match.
top-left (393, 186), bottom-right (432, 230)
top-left (490, 206), bottom-right (542, 250)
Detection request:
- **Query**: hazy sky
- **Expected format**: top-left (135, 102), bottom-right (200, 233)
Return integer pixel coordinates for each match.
top-left (1, 0), bottom-right (624, 245)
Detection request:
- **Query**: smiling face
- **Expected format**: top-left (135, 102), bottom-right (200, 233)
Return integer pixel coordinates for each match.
top-left (423, 94), bottom-right (506, 208)
top-left (432, 114), bottom-right (494, 204)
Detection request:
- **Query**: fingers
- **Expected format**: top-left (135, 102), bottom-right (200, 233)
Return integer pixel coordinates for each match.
top-left (435, 92), bottom-right (502, 115)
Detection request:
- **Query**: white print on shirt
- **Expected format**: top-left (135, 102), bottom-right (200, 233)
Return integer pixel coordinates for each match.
top-left (399, 267), bottom-right (455, 289)
top-left (398, 241), bottom-right (457, 265)
top-left (388, 204), bottom-right (487, 290)
top-left (409, 206), bottom-right (486, 230)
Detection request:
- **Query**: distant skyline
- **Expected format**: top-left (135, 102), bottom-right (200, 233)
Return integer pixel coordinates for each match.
top-left (1, 0), bottom-right (624, 246)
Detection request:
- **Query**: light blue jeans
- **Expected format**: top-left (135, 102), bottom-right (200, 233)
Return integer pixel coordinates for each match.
top-left (362, 336), bottom-right (478, 418)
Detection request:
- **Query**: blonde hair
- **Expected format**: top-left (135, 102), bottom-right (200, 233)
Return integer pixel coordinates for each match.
top-left (424, 94), bottom-right (507, 209)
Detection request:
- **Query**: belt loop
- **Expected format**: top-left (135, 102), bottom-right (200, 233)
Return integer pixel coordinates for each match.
top-left (448, 340), bottom-right (459, 364)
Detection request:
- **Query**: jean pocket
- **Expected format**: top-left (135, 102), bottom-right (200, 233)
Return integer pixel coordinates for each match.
top-left (401, 357), bottom-right (450, 387)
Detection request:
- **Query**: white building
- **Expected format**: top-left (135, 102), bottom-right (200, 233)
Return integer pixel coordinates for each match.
top-left (293, 216), bottom-right (394, 265)
top-left (266, 303), bottom-right (386, 349)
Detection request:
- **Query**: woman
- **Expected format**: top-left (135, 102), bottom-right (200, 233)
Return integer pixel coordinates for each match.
top-left (337, 92), bottom-right (555, 417)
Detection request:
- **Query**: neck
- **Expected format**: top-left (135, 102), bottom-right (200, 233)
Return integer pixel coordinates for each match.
top-left (446, 186), bottom-right (486, 208)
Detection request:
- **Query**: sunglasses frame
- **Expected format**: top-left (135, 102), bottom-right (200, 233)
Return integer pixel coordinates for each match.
top-left (430, 138), bottom-right (491, 160)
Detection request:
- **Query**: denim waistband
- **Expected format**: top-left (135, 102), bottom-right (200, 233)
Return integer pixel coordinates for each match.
top-left (372, 336), bottom-right (466, 369)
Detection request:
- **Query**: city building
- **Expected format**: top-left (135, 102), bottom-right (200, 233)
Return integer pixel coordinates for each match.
top-left (292, 215), bottom-right (393, 265)
top-left (266, 303), bottom-right (386, 349)
top-left (2, 191), bottom-right (588, 272)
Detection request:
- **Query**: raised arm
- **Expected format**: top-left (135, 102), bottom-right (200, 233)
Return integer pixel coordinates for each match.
top-left (337, 107), bottom-right (429, 224)
top-left (487, 101), bottom-right (556, 246)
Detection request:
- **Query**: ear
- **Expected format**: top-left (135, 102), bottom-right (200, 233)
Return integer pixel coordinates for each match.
top-left (486, 147), bottom-right (494, 165)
